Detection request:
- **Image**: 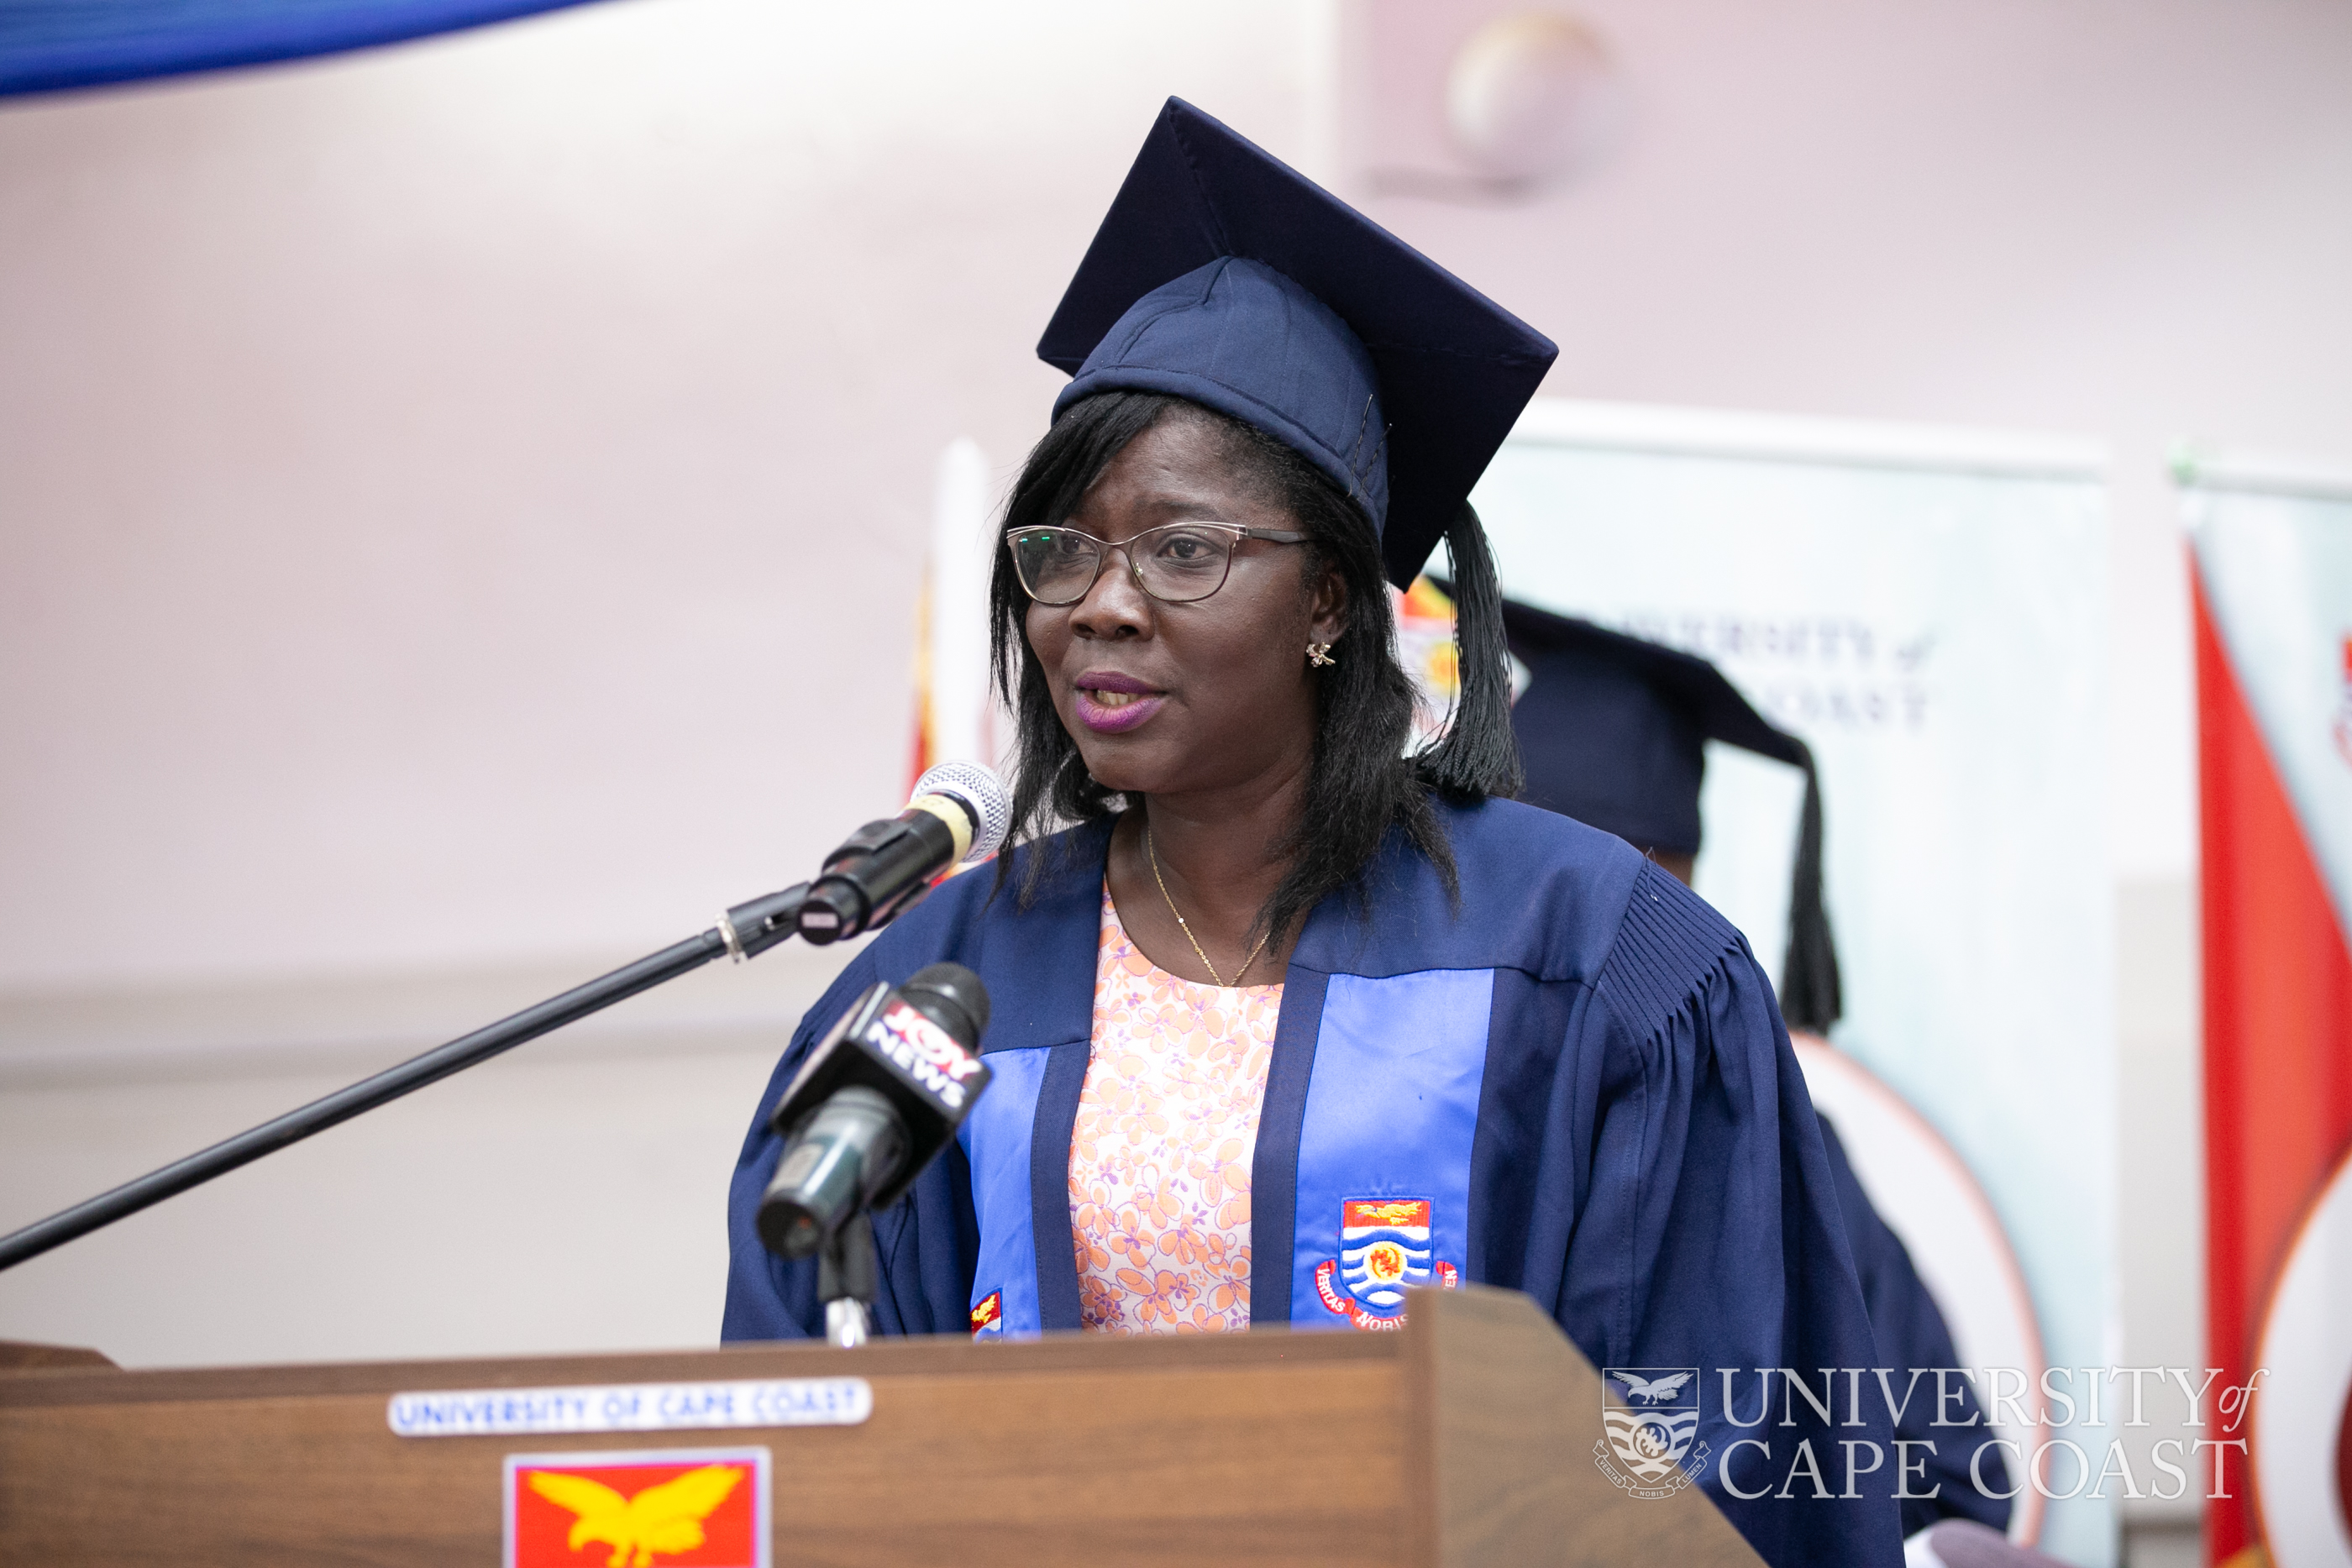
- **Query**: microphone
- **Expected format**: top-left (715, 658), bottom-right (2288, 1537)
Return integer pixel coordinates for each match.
top-left (756, 961), bottom-right (992, 1261)
top-left (794, 761), bottom-right (1011, 945)
top-left (714, 761), bottom-right (1010, 963)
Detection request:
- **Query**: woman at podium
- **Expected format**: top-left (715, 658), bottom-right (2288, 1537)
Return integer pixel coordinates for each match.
top-left (726, 98), bottom-right (1900, 1568)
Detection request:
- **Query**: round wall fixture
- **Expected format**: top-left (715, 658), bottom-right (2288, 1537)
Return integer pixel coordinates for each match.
top-left (1443, 12), bottom-right (1617, 186)
top-left (2252, 1144), bottom-right (2352, 1568)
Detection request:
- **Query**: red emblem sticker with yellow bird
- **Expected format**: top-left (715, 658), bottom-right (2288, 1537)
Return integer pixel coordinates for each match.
top-left (505, 1446), bottom-right (769, 1568)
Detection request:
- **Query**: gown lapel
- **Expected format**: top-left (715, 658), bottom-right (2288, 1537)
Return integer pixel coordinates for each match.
top-left (975, 821), bottom-right (1110, 1332)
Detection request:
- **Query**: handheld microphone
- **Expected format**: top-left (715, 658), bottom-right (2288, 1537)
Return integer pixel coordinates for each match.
top-left (756, 962), bottom-right (992, 1261)
top-left (794, 761), bottom-right (1011, 945)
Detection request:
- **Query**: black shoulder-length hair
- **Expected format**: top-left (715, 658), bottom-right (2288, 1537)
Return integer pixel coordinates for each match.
top-left (987, 391), bottom-right (1521, 947)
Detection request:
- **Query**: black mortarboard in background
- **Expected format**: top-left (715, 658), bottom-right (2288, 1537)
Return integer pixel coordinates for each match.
top-left (1036, 98), bottom-right (1558, 800)
top-left (1502, 596), bottom-right (1843, 1032)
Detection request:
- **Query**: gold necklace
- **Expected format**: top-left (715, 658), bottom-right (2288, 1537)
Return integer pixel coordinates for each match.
top-left (1145, 824), bottom-right (1271, 988)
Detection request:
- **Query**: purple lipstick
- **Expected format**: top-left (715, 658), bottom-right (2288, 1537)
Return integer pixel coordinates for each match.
top-left (1074, 670), bottom-right (1167, 734)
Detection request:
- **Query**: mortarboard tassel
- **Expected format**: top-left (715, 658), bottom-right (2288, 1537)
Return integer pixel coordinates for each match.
top-left (1778, 744), bottom-right (1844, 1034)
top-left (1418, 504), bottom-right (1525, 802)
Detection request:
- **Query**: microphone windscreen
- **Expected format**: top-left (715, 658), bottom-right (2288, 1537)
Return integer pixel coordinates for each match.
top-left (909, 760), bottom-right (1011, 863)
top-left (900, 962), bottom-right (990, 1044)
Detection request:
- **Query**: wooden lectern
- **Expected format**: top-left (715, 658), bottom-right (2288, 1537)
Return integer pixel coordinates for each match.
top-left (1, 1285), bottom-right (1761, 1565)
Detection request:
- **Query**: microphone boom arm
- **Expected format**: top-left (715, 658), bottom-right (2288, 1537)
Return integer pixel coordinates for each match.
top-left (0, 881), bottom-right (813, 1273)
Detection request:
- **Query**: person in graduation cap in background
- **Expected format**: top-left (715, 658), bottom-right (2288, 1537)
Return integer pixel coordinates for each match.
top-left (723, 97), bottom-right (1900, 1568)
top-left (1499, 595), bottom-right (2014, 1541)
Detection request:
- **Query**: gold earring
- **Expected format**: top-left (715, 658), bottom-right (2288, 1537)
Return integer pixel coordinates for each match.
top-left (1307, 641), bottom-right (1336, 668)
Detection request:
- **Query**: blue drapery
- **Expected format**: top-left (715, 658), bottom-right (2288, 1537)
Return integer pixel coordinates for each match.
top-left (0, 0), bottom-right (608, 97)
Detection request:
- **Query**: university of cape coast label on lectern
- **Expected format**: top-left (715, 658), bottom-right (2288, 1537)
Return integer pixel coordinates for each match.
top-left (386, 1377), bottom-right (872, 1437)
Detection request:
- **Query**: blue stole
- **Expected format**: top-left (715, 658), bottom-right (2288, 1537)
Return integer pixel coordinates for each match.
top-left (957, 825), bottom-right (1494, 1337)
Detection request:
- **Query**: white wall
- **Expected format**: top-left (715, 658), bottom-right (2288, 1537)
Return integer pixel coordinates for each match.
top-left (2, 14), bottom-right (2341, 1540)
top-left (0, 0), bottom-right (1317, 1359)
top-left (0, 0), bottom-right (1317, 991)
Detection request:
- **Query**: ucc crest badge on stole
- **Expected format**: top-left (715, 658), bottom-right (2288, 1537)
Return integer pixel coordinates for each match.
top-left (1311, 1198), bottom-right (1460, 1330)
top-left (505, 1446), bottom-right (769, 1567)
top-left (1594, 1369), bottom-right (1710, 1500)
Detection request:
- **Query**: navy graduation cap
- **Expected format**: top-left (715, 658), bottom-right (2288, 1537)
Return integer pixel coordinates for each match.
top-left (1037, 97), bottom-right (1557, 593)
top-left (1500, 596), bottom-right (1844, 1033)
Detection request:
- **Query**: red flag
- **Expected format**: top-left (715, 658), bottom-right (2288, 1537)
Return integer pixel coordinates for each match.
top-left (2194, 569), bottom-right (2352, 1567)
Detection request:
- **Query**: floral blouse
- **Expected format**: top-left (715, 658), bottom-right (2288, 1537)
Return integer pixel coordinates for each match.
top-left (1068, 888), bottom-right (1279, 1333)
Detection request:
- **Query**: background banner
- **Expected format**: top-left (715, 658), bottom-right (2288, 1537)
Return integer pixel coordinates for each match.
top-left (2180, 456), bottom-right (2352, 1568)
top-left (1471, 400), bottom-right (2114, 1563)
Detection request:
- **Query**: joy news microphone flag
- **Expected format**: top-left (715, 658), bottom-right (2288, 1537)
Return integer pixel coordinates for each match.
top-left (0, 763), bottom-right (1012, 1276)
top-left (755, 962), bottom-right (993, 1346)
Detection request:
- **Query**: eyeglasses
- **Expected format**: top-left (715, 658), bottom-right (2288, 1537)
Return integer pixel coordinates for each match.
top-left (1005, 522), bottom-right (1310, 606)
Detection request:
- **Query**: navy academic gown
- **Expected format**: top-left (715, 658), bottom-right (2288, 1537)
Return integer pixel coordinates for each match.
top-left (723, 796), bottom-right (1903, 1568)
top-left (1816, 1117), bottom-right (2013, 1537)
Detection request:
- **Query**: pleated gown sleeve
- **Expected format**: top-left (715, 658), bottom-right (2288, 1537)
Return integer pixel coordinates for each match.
top-left (1548, 884), bottom-right (1903, 1567)
top-left (1409, 801), bottom-right (1903, 1568)
top-left (1816, 1115), bottom-right (2013, 1536)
